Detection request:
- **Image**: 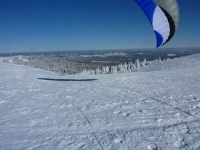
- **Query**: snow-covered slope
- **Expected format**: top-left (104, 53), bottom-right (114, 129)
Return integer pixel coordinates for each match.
top-left (0, 55), bottom-right (200, 150)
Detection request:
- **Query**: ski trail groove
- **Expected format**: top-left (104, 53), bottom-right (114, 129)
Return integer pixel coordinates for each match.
top-left (150, 96), bottom-right (197, 118)
top-left (72, 103), bottom-right (104, 150)
top-left (135, 90), bottom-right (197, 119)
top-left (92, 133), bottom-right (104, 150)
top-left (72, 104), bottom-right (92, 127)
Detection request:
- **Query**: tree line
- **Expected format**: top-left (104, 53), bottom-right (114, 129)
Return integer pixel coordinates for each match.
top-left (2, 55), bottom-right (170, 76)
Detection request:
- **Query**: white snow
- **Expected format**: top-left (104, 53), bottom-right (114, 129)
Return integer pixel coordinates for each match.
top-left (167, 53), bottom-right (176, 56)
top-left (1, 54), bottom-right (200, 150)
top-left (80, 52), bottom-right (127, 57)
top-left (17, 55), bottom-right (29, 61)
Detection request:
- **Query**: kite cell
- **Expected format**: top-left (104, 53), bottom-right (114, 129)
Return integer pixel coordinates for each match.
top-left (135, 0), bottom-right (180, 47)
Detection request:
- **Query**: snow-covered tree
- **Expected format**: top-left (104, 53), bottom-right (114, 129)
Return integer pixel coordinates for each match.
top-left (105, 66), bottom-right (109, 74)
top-left (135, 59), bottom-right (140, 68)
top-left (158, 57), bottom-right (162, 63)
top-left (95, 67), bottom-right (100, 74)
top-left (141, 58), bottom-right (146, 67)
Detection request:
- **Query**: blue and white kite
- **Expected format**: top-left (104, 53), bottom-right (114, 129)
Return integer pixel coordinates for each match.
top-left (135, 0), bottom-right (180, 47)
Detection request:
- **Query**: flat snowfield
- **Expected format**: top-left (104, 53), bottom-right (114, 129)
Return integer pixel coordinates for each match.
top-left (0, 55), bottom-right (200, 150)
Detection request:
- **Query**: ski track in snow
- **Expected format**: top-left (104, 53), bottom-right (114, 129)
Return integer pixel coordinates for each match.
top-left (0, 55), bottom-right (200, 149)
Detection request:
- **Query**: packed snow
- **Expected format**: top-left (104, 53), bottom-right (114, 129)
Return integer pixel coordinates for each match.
top-left (0, 55), bottom-right (200, 150)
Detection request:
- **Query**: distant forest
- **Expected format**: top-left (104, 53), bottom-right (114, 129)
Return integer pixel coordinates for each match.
top-left (2, 48), bottom-right (200, 75)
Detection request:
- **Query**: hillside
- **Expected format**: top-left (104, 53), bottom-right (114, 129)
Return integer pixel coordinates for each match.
top-left (0, 55), bottom-right (200, 150)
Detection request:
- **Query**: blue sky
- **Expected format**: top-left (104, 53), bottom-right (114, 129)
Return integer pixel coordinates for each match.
top-left (0, 0), bottom-right (200, 53)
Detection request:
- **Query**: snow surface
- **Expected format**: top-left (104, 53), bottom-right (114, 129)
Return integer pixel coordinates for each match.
top-left (80, 52), bottom-right (127, 57)
top-left (0, 55), bottom-right (200, 150)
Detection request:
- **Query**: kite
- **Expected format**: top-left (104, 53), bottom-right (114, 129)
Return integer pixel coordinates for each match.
top-left (135, 0), bottom-right (180, 47)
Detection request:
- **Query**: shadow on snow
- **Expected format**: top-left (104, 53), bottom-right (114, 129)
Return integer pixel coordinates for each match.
top-left (37, 78), bottom-right (97, 82)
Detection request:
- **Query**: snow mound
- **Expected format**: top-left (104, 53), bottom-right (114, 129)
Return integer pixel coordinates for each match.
top-left (140, 54), bottom-right (200, 72)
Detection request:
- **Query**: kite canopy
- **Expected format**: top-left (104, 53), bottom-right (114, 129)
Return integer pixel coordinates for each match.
top-left (135, 0), bottom-right (180, 48)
